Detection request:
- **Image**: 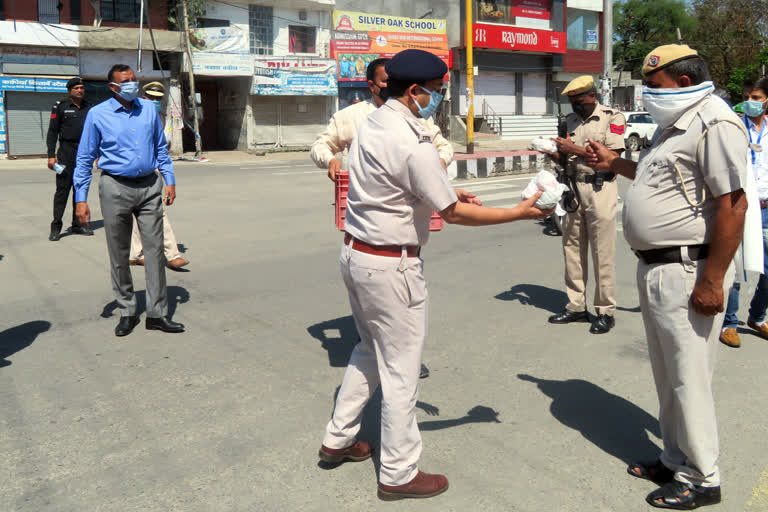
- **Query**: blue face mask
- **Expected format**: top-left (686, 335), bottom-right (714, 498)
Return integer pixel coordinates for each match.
top-left (111, 81), bottom-right (140, 102)
top-left (150, 99), bottom-right (162, 113)
top-left (743, 100), bottom-right (766, 118)
top-left (415, 86), bottom-right (444, 120)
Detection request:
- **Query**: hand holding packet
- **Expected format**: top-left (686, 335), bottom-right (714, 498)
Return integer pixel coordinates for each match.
top-left (529, 137), bottom-right (558, 155)
top-left (521, 170), bottom-right (568, 210)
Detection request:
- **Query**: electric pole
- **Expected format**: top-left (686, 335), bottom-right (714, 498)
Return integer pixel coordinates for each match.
top-left (465, 0), bottom-right (475, 154)
top-left (602, 0), bottom-right (613, 107)
top-left (180, 0), bottom-right (202, 157)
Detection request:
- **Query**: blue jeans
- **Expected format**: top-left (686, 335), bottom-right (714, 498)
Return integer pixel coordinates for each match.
top-left (748, 207), bottom-right (768, 324)
top-left (723, 281), bottom-right (741, 328)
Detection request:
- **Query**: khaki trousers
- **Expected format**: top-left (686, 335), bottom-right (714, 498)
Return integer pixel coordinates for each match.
top-left (562, 179), bottom-right (617, 315)
top-left (323, 242), bottom-right (427, 486)
top-left (129, 207), bottom-right (182, 262)
top-left (637, 256), bottom-right (733, 487)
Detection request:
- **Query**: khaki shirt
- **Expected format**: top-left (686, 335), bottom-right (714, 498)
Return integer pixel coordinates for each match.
top-left (310, 99), bottom-right (454, 169)
top-left (566, 103), bottom-right (626, 174)
top-left (623, 95), bottom-right (748, 251)
top-left (345, 99), bottom-right (458, 247)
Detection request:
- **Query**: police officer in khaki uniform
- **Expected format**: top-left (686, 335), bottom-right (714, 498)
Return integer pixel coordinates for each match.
top-left (312, 57), bottom-right (453, 379)
top-left (587, 45), bottom-right (747, 509)
top-left (316, 49), bottom-right (550, 501)
top-left (550, 76), bottom-right (626, 334)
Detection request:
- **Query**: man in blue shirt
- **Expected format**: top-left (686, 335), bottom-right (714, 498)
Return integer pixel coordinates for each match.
top-left (74, 64), bottom-right (184, 337)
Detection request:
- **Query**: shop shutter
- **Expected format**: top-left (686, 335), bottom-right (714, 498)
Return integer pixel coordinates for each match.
top-left (280, 97), bottom-right (327, 146)
top-left (251, 98), bottom-right (279, 145)
top-left (5, 92), bottom-right (63, 156)
top-left (459, 71), bottom-right (517, 115)
top-left (522, 73), bottom-right (547, 114)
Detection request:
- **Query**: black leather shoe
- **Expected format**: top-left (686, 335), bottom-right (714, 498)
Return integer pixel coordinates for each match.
top-left (71, 225), bottom-right (94, 236)
top-left (146, 316), bottom-right (185, 333)
top-left (548, 310), bottom-right (589, 324)
top-left (115, 316), bottom-right (140, 337)
top-left (590, 314), bottom-right (615, 334)
top-left (49, 230), bottom-right (61, 242)
top-left (420, 363), bottom-right (430, 379)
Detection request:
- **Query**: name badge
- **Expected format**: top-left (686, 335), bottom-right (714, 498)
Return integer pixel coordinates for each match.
top-left (64, 109), bottom-right (76, 113)
top-left (750, 143), bottom-right (763, 153)
top-left (419, 135), bottom-right (431, 143)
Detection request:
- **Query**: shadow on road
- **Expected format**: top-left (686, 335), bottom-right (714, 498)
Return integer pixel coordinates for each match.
top-left (307, 316), bottom-right (359, 368)
top-left (100, 285), bottom-right (190, 319)
top-left (419, 405), bottom-right (501, 431)
top-left (0, 320), bottom-right (52, 368)
top-left (87, 219), bottom-right (105, 231)
top-left (518, 373), bottom-right (661, 464)
top-left (495, 284), bottom-right (568, 314)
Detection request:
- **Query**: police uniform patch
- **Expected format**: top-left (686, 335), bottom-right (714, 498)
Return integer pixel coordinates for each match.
top-left (648, 55), bottom-right (660, 67)
top-left (610, 124), bottom-right (625, 135)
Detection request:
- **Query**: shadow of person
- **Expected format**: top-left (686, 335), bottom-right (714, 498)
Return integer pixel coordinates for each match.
top-left (87, 219), bottom-right (105, 231)
top-left (518, 374), bottom-right (661, 464)
top-left (495, 284), bottom-right (568, 314)
top-left (0, 321), bottom-right (52, 368)
top-left (307, 316), bottom-right (360, 368)
top-left (419, 405), bottom-right (501, 431)
top-left (100, 285), bottom-right (190, 319)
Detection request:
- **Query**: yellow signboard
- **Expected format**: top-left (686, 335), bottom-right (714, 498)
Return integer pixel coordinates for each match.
top-left (332, 10), bottom-right (447, 35)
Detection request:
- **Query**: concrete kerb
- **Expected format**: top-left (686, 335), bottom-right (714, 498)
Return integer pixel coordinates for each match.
top-left (448, 150), bottom-right (552, 180)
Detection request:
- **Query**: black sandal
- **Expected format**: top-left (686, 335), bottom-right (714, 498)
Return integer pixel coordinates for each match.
top-left (646, 480), bottom-right (722, 510)
top-left (627, 459), bottom-right (675, 484)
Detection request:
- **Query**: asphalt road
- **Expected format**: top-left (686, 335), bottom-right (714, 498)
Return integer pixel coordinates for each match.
top-left (1, 158), bottom-right (767, 512)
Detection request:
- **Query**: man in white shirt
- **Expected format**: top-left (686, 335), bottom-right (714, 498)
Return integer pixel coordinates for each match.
top-left (719, 77), bottom-right (768, 348)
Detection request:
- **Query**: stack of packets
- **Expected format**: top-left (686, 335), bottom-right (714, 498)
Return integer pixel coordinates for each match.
top-left (521, 170), bottom-right (568, 216)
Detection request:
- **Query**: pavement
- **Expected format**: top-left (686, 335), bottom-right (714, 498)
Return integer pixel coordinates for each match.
top-left (2, 159), bottom-right (768, 511)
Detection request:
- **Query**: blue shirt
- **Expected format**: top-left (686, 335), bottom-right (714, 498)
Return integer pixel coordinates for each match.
top-left (74, 97), bottom-right (174, 202)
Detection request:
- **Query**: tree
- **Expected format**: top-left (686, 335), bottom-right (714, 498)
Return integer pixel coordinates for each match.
top-left (687, 0), bottom-right (768, 90)
top-left (613, 0), bottom-right (695, 78)
top-left (168, 0), bottom-right (206, 29)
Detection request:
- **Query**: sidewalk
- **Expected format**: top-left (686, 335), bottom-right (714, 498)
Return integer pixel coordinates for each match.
top-left (448, 138), bottom-right (550, 179)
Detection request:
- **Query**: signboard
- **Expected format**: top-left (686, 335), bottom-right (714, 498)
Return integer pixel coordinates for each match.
top-left (586, 30), bottom-right (598, 44)
top-left (0, 46), bottom-right (78, 66)
top-left (187, 26), bottom-right (253, 76)
top-left (252, 59), bottom-right (338, 96)
top-left (512, 0), bottom-right (551, 20)
top-left (0, 21), bottom-right (79, 47)
top-left (473, 23), bottom-right (566, 54)
top-left (333, 11), bottom-right (447, 34)
top-left (332, 10), bottom-right (449, 82)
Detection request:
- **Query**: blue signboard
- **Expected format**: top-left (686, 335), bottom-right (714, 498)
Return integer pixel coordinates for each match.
top-left (252, 60), bottom-right (338, 96)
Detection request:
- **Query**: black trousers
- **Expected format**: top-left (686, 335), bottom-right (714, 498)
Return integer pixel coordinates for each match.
top-left (51, 142), bottom-right (80, 232)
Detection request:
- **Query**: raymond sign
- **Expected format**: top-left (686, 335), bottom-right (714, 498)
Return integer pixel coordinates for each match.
top-left (332, 10), bottom-right (449, 82)
top-left (473, 23), bottom-right (566, 54)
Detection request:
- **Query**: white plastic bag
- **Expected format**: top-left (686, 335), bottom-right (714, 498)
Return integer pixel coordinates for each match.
top-left (529, 137), bottom-right (558, 155)
top-left (521, 170), bottom-right (568, 210)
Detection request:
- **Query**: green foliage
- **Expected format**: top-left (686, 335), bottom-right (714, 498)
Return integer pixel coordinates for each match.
top-left (726, 47), bottom-right (768, 100)
top-left (613, 0), bottom-right (695, 77)
top-left (168, 0), bottom-right (207, 29)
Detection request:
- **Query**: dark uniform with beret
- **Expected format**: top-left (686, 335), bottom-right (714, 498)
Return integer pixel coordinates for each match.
top-left (46, 77), bottom-right (91, 237)
top-left (319, 49), bottom-right (455, 500)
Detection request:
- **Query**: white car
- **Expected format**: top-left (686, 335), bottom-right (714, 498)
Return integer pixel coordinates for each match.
top-left (622, 111), bottom-right (657, 151)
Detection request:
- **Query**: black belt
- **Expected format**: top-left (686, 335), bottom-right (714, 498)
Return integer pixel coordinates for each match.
top-left (577, 171), bottom-right (616, 184)
top-left (634, 244), bottom-right (709, 265)
top-left (100, 170), bottom-right (154, 181)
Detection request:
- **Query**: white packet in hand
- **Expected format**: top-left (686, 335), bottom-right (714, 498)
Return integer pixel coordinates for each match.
top-left (521, 170), bottom-right (569, 210)
top-left (529, 137), bottom-right (558, 155)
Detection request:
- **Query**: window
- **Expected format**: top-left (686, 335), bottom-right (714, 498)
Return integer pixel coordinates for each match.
top-left (101, 0), bottom-right (141, 24)
top-left (567, 8), bottom-right (600, 51)
top-left (38, 0), bottom-right (60, 23)
top-left (289, 25), bottom-right (316, 54)
top-left (249, 5), bottom-right (274, 56)
top-left (475, 0), bottom-right (511, 24)
top-left (197, 18), bottom-right (230, 28)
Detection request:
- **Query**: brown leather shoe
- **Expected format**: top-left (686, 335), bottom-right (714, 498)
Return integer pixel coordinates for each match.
top-left (378, 471), bottom-right (449, 501)
top-left (129, 258), bottom-right (144, 266)
top-left (719, 328), bottom-right (741, 348)
top-left (318, 441), bottom-right (372, 464)
top-left (748, 320), bottom-right (768, 340)
top-left (167, 257), bottom-right (190, 269)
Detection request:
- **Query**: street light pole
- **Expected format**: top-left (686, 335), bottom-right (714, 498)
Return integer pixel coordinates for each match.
top-left (465, 0), bottom-right (475, 154)
top-left (602, 0), bottom-right (613, 107)
top-left (180, 0), bottom-right (202, 157)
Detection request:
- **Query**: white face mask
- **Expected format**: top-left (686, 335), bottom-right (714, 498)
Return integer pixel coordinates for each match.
top-left (642, 81), bottom-right (715, 129)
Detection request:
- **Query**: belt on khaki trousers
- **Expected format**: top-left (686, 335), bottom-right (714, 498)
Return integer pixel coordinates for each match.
top-left (634, 244), bottom-right (709, 265)
top-left (344, 233), bottom-right (420, 258)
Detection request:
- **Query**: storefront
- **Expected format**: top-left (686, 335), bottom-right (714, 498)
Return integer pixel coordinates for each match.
top-left (453, 0), bottom-right (567, 134)
top-left (251, 58), bottom-right (337, 147)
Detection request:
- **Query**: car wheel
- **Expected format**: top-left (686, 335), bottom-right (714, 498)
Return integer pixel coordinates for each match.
top-left (626, 134), bottom-right (641, 152)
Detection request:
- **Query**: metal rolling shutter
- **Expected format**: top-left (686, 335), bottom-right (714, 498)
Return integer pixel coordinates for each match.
top-left (5, 92), bottom-right (63, 156)
top-left (251, 98), bottom-right (279, 145)
top-left (280, 97), bottom-right (327, 146)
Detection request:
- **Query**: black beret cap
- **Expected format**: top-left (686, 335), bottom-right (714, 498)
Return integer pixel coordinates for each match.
top-left (385, 49), bottom-right (448, 83)
top-left (66, 77), bottom-right (84, 90)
